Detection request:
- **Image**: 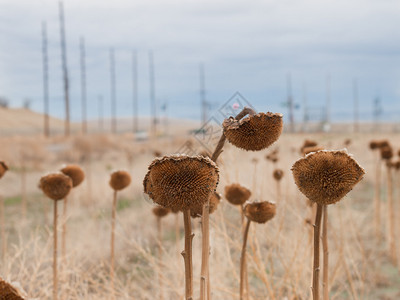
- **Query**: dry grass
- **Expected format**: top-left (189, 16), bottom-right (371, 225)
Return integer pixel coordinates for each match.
top-left (0, 132), bottom-right (399, 299)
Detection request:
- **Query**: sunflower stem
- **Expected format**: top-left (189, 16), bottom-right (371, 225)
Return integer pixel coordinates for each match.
top-left (240, 219), bottom-right (251, 300)
top-left (312, 203), bottom-right (323, 300)
top-left (182, 209), bottom-right (194, 300)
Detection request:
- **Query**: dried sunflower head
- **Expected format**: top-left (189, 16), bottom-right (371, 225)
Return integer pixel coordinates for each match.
top-left (273, 169), bottom-right (284, 181)
top-left (380, 146), bottom-right (393, 161)
top-left (0, 278), bottom-right (24, 300)
top-left (244, 201), bottom-right (276, 224)
top-left (300, 139), bottom-right (318, 154)
top-left (369, 140), bottom-right (379, 150)
top-left (291, 150), bottom-right (365, 205)
top-left (223, 112), bottom-right (283, 151)
top-left (39, 173), bottom-right (72, 201)
top-left (152, 205), bottom-right (170, 218)
top-left (0, 161), bottom-right (8, 179)
top-left (302, 146), bottom-right (324, 157)
top-left (224, 183), bottom-right (251, 206)
top-left (190, 192), bottom-right (221, 218)
top-left (143, 155), bottom-right (219, 211)
top-left (60, 164), bottom-right (85, 187)
top-left (109, 170), bottom-right (131, 191)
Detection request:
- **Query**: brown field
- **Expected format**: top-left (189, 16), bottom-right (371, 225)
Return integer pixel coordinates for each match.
top-left (0, 109), bottom-right (400, 299)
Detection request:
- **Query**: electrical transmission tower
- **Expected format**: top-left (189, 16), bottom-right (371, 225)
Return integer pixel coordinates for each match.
top-left (42, 21), bottom-right (50, 137)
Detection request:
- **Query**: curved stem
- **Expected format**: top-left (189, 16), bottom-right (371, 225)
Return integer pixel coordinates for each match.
top-left (182, 209), bottom-right (193, 300)
top-left (211, 107), bottom-right (257, 163)
top-left (53, 201), bottom-right (58, 300)
top-left (240, 219), bottom-right (251, 300)
top-left (312, 203), bottom-right (323, 300)
top-left (322, 205), bottom-right (329, 300)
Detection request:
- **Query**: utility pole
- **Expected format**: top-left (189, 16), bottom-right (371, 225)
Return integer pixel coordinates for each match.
top-left (199, 63), bottom-right (207, 125)
top-left (132, 50), bottom-right (138, 133)
top-left (110, 48), bottom-right (117, 134)
top-left (58, 0), bottom-right (70, 136)
top-left (302, 83), bottom-right (308, 132)
top-left (353, 78), bottom-right (359, 133)
top-left (98, 95), bottom-right (104, 132)
top-left (41, 21), bottom-right (50, 137)
top-left (149, 51), bottom-right (156, 137)
top-left (325, 74), bottom-right (331, 128)
top-left (80, 37), bottom-right (87, 134)
top-left (286, 73), bottom-right (295, 133)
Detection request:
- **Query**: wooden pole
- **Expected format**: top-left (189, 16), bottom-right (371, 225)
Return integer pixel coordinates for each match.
top-left (149, 51), bottom-right (157, 137)
top-left (110, 48), bottom-right (117, 134)
top-left (132, 50), bottom-right (138, 133)
top-left (58, 1), bottom-right (70, 137)
top-left (41, 21), bottom-right (50, 137)
top-left (80, 37), bottom-right (87, 134)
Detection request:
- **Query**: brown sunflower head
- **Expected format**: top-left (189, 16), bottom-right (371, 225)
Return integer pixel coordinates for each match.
top-left (244, 201), bottom-right (276, 224)
top-left (291, 150), bottom-right (365, 205)
top-left (60, 164), bottom-right (85, 187)
top-left (380, 146), bottom-right (393, 161)
top-left (273, 169), bottom-right (284, 181)
top-left (393, 161), bottom-right (400, 171)
top-left (39, 173), bottom-right (73, 201)
top-left (0, 278), bottom-right (24, 300)
top-left (300, 139), bottom-right (318, 154)
top-left (109, 170), bottom-right (131, 191)
top-left (369, 140), bottom-right (379, 150)
top-left (224, 183), bottom-right (251, 205)
top-left (344, 139), bottom-right (351, 146)
top-left (302, 146), bottom-right (324, 156)
top-left (152, 206), bottom-right (170, 218)
top-left (223, 112), bottom-right (283, 151)
top-left (190, 192), bottom-right (221, 218)
top-left (143, 155), bottom-right (219, 211)
top-left (0, 161), bottom-right (8, 179)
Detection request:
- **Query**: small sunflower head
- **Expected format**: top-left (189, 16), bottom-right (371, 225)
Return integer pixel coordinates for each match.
top-left (380, 146), bottom-right (393, 161)
top-left (223, 112), bottom-right (283, 151)
top-left (273, 169), bottom-right (284, 181)
top-left (109, 170), bottom-right (131, 191)
top-left (291, 150), bottom-right (365, 205)
top-left (369, 140), bottom-right (379, 150)
top-left (244, 201), bottom-right (276, 224)
top-left (0, 161), bottom-right (8, 179)
top-left (224, 183), bottom-right (251, 206)
top-left (60, 164), bottom-right (85, 187)
top-left (152, 206), bottom-right (170, 218)
top-left (302, 146), bottom-right (324, 157)
top-left (143, 155), bottom-right (219, 211)
top-left (300, 140), bottom-right (318, 154)
top-left (344, 139), bottom-right (351, 147)
top-left (190, 192), bottom-right (221, 218)
top-left (39, 173), bottom-right (73, 201)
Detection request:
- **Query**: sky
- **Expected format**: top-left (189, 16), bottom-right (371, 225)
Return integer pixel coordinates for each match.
top-left (1, 0), bottom-right (400, 124)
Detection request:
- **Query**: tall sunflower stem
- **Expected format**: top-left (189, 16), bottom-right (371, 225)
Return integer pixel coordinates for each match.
top-left (200, 199), bottom-right (210, 300)
top-left (312, 203), bottom-right (323, 300)
top-left (322, 205), bottom-right (329, 300)
top-left (182, 209), bottom-right (194, 300)
top-left (240, 219), bottom-right (251, 300)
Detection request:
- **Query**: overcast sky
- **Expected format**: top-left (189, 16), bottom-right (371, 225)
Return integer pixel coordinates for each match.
top-left (1, 0), bottom-right (400, 123)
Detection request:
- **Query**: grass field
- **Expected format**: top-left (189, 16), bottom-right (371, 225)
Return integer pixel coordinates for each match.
top-left (0, 130), bottom-right (400, 299)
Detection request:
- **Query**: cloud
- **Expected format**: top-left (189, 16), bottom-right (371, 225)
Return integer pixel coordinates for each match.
top-left (1, 0), bottom-right (400, 121)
